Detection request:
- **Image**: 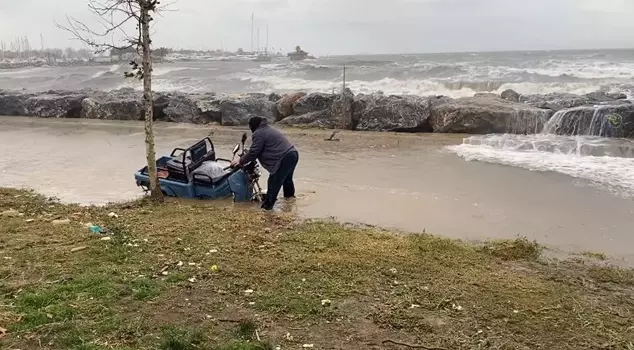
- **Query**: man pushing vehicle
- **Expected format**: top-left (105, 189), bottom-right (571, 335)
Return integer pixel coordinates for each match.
top-left (231, 116), bottom-right (299, 210)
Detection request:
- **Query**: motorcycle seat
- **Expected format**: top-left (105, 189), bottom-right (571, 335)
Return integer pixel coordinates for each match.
top-left (193, 172), bottom-right (233, 187)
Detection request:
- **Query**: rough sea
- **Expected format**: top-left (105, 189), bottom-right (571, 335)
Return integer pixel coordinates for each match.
top-left (2, 49), bottom-right (634, 98)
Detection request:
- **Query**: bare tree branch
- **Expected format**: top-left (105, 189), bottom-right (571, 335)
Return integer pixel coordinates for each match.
top-left (57, 0), bottom-right (171, 202)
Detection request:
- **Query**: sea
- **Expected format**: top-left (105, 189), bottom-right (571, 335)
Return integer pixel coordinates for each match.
top-left (2, 49), bottom-right (634, 98)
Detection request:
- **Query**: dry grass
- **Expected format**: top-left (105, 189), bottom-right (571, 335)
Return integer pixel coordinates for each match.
top-left (0, 188), bottom-right (633, 350)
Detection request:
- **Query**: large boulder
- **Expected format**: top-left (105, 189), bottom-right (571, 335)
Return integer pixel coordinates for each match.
top-left (153, 92), bottom-right (204, 123)
top-left (268, 92), bottom-right (282, 102)
top-left (332, 88), bottom-right (354, 130)
top-left (24, 92), bottom-right (87, 118)
top-left (520, 93), bottom-right (591, 111)
top-left (584, 91), bottom-right (628, 102)
top-left (293, 92), bottom-right (335, 115)
top-left (218, 95), bottom-right (275, 126)
top-left (430, 96), bottom-right (553, 134)
top-left (277, 92), bottom-right (306, 119)
top-left (81, 89), bottom-right (144, 120)
top-left (543, 102), bottom-right (634, 138)
top-left (501, 89), bottom-right (521, 102)
top-left (354, 93), bottom-right (449, 132)
top-left (192, 93), bottom-right (222, 124)
top-left (277, 110), bottom-right (334, 129)
top-left (521, 91), bottom-right (628, 111)
top-left (0, 90), bottom-right (31, 116)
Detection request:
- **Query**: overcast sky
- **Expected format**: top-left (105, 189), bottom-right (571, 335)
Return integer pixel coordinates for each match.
top-left (1, 0), bottom-right (633, 55)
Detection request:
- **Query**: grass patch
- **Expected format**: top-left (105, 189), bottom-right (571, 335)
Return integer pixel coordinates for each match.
top-left (130, 278), bottom-right (162, 301)
top-left (160, 326), bottom-right (205, 350)
top-left (479, 237), bottom-right (543, 261)
top-left (235, 320), bottom-right (258, 341)
top-left (215, 341), bottom-right (274, 350)
top-left (588, 266), bottom-right (634, 285)
top-left (582, 251), bottom-right (608, 261)
top-left (1, 188), bottom-right (633, 349)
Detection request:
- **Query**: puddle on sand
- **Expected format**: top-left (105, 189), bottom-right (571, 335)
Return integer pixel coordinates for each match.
top-left (1, 116), bottom-right (634, 264)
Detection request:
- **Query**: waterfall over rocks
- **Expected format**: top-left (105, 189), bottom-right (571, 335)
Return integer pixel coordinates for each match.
top-left (542, 103), bottom-right (634, 138)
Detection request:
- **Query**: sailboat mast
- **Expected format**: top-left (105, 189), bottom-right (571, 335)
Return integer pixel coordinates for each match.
top-left (250, 13), bottom-right (254, 52)
top-left (266, 25), bottom-right (269, 54)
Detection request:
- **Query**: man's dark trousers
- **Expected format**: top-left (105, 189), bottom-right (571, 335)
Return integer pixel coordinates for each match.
top-left (262, 150), bottom-right (299, 210)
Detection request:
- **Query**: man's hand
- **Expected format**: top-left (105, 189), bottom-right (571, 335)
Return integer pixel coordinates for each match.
top-left (230, 158), bottom-right (240, 168)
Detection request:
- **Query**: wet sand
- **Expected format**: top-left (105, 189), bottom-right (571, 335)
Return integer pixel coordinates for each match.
top-left (1, 116), bottom-right (633, 263)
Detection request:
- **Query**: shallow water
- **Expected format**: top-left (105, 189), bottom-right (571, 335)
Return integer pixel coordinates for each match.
top-left (1, 116), bottom-right (633, 263)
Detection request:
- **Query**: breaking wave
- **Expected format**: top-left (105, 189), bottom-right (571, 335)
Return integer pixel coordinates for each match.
top-left (2, 49), bottom-right (634, 100)
top-left (448, 135), bottom-right (634, 197)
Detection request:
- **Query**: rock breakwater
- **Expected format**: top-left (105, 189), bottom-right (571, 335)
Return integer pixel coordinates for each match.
top-left (0, 88), bottom-right (631, 137)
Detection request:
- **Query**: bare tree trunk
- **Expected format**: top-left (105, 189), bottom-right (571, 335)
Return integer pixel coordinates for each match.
top-left (140, 2), bottom-right (163, 202)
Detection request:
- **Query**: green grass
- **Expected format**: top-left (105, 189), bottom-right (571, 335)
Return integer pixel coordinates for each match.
top-left (479, 236), bottom-right (543, 261)
top-left (215, 341), bottom-right (274, 350)
top-left (1, 188), bottom-right (634, 349)
top-left (582, 251), bottom-right (608, 261)
top-left (588, 266), bottom-right (634, 285)
top-left (160, 327), bottom-right (205, 350)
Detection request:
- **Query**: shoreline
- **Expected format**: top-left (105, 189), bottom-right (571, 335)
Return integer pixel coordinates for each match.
top-left (1, 87), bottom-right (633, 137)
top-left (1, 188), bottom-right (632, 349)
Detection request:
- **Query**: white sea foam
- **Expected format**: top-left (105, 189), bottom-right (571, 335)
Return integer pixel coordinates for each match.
top-left (0, 67), bottom-right (50, 76)
top-left (91, 64), bottom-right (121, 78)
top-left (240, 74), bottom-right (617, 98)
top-left (448, 135), bottom-right (634, 197)
top-left (152, 66), bottom-right (195, 76)
top-left (515, 62), bottom-right (634, 80)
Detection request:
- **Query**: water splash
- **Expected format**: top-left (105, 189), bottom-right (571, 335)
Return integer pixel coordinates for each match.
top-left (542, 105), bottom-right (628, 137)
top-left (449, 105), bottom-right (634, 196)
top-left (461, 134), bottom-right (634, 158)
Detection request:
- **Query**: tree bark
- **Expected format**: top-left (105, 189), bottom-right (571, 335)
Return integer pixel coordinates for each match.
top-left (140, 2), bottom-right (163, 202)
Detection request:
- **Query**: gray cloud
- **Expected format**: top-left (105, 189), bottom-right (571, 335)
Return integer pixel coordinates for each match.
top-left (1, 0), bottom-right (633, 54)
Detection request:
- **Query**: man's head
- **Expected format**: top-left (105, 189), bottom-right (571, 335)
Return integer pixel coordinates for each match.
top-left (249, 116), bottom-right (263, 132)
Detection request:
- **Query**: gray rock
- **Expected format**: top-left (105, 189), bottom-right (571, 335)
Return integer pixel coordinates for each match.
top-left (268, 92), bottom-right (282, 102)
top-left (219, 95), bottom-right (275, 126)
top-left (520, 93), bottom-right (594, 111)
top-left (24, 92), bottom-right (87, 118)
top-left (81, 89), bottom-right (144, 120)
top-left (193, 95), bottom-right (222, 124)
top-left (278, 110), bottom-right (334, 129)
top-left (501, 89), bottom-right (521, 102)
top-left (520, 93), bottom-right (589, 111)
top-left (544, 103), bottom-right (634, 138)
top-left (154, 93), bottom-right (202, 123)
top-left (522, 91), bottom-right (628, 111)
top-left (332, 88), bottom-right (354, 130)
top-left (584, 91), bottom-right (627, 102)
top-left (606, 92), bottom-right (628, 100)
top-left (354, 93), bottom-right (448, 132)
top-left (430, 96), bottom-right (553, 134)
top-left (0, 90), bottom-right (31, 116)
top-left (245, 92), bottom-right (268, 100)
top-left (277, 92), bottom-right (306, 119)
top-left (473, 93), bottom-right (499, 99)
top-left (293, 93), bottom-right (335, 115)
